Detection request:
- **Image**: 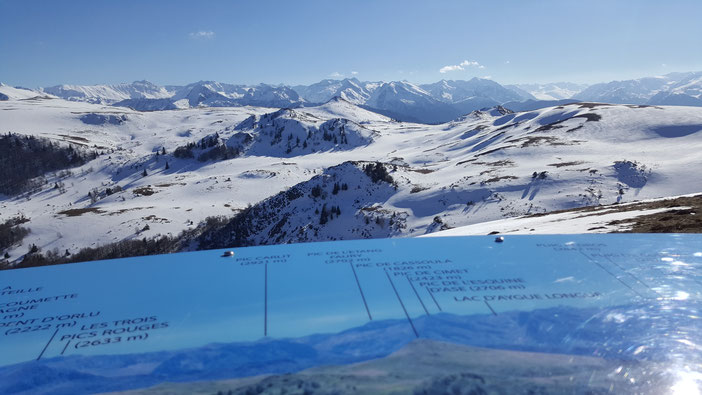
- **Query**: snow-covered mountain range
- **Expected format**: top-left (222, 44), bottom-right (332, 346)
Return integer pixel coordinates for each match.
top-left (41, 80), bottom-right (172, 104)
top-left (1, 81), bottom-right (701, 265)
top-left (32, 78), bottom-right (529, 123)
top-left (4, 71), bottom-right (697, 125)
top-left (574, 71), bottom-right (702, 106)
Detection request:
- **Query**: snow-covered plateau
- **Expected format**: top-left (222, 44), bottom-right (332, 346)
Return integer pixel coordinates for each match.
top-left (1, 86), bottom-right (701, 265)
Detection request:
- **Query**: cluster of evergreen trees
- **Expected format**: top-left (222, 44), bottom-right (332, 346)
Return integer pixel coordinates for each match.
top-left (331, 182), bottom-right (349, 194)
top-left (311, 182), bottom-right (349, 199)
top-left (172, 133), bottom-right (239, 161)
top-left (14, 236), bottom-right (181, 269)
top-left (196, 144), bottom-right (240, 162)
top-left (318, 204), bottom-right (342, 225)
top-left (0, 133), bottom-right (98, 195)
top-left (3, 216), bottom-right (232, 270)
top-left (0, 216), bottom-right (30, 258)
top-left (363, 162), bottom-right (393, 184)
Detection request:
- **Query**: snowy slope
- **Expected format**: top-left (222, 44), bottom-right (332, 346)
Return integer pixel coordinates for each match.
top-left (0, 83), bottom-right (49, 100)
top-left (197, 102), bottom-right (702, 247)
top-left (502, 85), bottom-right (536, 101)
top-left (2, 92), bottom-right (702, 261)
top-left (0, 96), bottom-right (286, 260)
top-left (426, 193), bottom-right (702, 236)
top-left (501, 99), bottom-right (579, 112)
top-left (304, 97), bottom-right (392, 122)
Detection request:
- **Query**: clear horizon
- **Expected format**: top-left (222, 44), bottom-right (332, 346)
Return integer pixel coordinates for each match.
top-left (1, 0), bottom-right (701, 88)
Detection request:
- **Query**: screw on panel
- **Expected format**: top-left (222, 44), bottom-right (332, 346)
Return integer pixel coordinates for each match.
top-left (222, 250), bottom-right (235, 257)
top-left (494, 236), bottom-right (504, 243)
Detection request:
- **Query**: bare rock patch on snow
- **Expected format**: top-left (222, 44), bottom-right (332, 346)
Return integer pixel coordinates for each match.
top-left (613, 160), bottom-right (650, 188)
top-left (79, 113), bottom-right (128, 125)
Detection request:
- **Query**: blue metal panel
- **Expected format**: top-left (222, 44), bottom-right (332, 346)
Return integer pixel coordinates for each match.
top-left (0, 234), bottom-right (700, 393)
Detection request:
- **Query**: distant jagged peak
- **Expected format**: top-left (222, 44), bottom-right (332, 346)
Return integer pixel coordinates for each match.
top-left (128, 80), bottom-right (163, 89)
top-left (382, 80), bottom-right (426, 92)
top-left (471, 76), bottom-right (503, 83)
top-left (317, 77), bottom-right (362, 85)
top-left (369, 81), bottom-right (435, 104)
top-left (293, 78), bottom-right (373, 106)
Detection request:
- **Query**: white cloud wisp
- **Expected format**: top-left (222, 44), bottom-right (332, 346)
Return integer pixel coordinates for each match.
top-left (189, 31), bottom-right (215, 39)
top-left (439, 60), bottom-right (484, 73)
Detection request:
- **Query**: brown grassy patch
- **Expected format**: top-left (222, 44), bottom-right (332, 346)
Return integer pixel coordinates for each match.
top-left (142, 215), bottom-right (170, 223)
top-left (473, 160), bottom-right (515, 167)
top-left (521, 136), bottom-right (568, 147)
top-left (155, 183), bottom-right (186, 188)
top-left (576, 102), bottom-right (611, 109)
top-left (410, 168), bottom-right (435, 174)
top-left (58, 134), bottom-right (90, 143)
top-left (547, 161), bottom-right (586, 168)
top-left (410, 186), bottom-right (430, 194)
top-left (107, 206), bottom-right (154, 216)
top-left (482, 175), bottom-right (518, 184)
top-left (133, 186), bottom-right (155, 196)
top-left (57, 207), bottom-right (105, 217)
top-left (527, 194), bottom-right (702, 233)
top-left (475, 145), bottom-right (517, 157)
top-left (456, 159), bottom-right (478, 166)
top-left (607, 198), bottom-right (702, 233)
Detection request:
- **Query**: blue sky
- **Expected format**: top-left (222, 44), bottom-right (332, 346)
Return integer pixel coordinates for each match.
top-left (1, 0), bottom-right (701, 87)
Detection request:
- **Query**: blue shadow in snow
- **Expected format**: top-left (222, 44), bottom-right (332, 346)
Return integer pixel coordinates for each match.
top-left (537, 111), bottom-right (579, 126)
top-left (493, 113), bottom-right (516, 126)
top-left (652, 124), bottom-right (702, 138)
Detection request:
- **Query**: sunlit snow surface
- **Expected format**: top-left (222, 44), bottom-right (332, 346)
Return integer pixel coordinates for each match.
top-left (1, 89), bottom-right (702, 259)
